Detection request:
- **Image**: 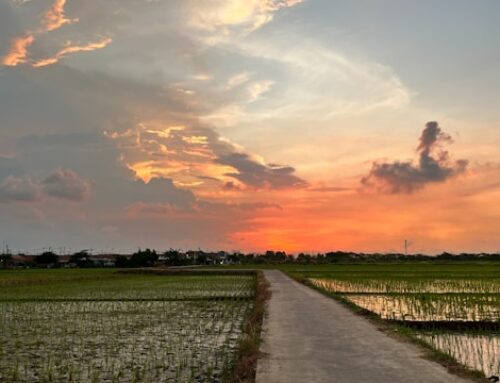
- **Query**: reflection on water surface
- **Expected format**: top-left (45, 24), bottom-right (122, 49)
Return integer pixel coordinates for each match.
top-left (310, 278), bottom-right (500, 294)
top-left (418, 333), bottom-right (499, 377)
top-left (343, 294), bottom-right (499, 322)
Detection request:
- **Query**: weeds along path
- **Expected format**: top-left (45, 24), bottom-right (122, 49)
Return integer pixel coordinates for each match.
top-left (256, 270), bottom-right (473, 383)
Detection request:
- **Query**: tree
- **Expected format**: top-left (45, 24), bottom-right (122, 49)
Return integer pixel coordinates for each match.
top-left (128, 249), bottom-right (158, 267)
top-left (296, 253), bottom-right (312, 264)
top-left (70, 251), bottom-right (92, 267)
top-left (163, 249), bottom-right (187, 266)
top-left (35, 252), bottom-right (59, 266)
top-left (115, 255), bottom-right (129, 268)
top-left (0, 253), bottom-right (13, 268)
top-left (437, 252), bottom-right (454, 260)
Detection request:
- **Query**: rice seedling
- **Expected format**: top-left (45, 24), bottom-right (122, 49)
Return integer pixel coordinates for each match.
top-left (309, 277), bottom-right (500, 294)
top-left (0, 270), bottom-right (256, 382)
top-left (339, 293), bottom-right (499, 322)
top-left (417, 333), bottom-right (499, 377)
top-left (0, 274), bottom-right (255, 301)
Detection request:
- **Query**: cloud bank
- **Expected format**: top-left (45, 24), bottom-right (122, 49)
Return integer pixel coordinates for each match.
top-left (362, 121), bottom-right (468, 193)
top-left (42, 169), bottom-right (90, 201)
top-left (0, 169), bottom-right (89, 203)
top-left (0, 175), bottom-right (41, 203)
top-left (106, 120), bottom-right (306, 192)
top-left (216, 152), bottom-right (307, 189)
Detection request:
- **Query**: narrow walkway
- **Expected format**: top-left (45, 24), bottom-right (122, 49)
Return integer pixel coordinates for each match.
top-left (256, 270), bottom-right (471, 383)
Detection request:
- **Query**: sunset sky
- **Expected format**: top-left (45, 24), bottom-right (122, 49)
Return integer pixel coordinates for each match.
top-left (1, 0), bottom-right (499, 254)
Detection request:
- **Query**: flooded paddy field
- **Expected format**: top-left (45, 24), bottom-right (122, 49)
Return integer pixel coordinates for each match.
top-left (418, 333), bottom-right (499, 378)
top-left (337, 293), bottom-right (499, 322)
top-left (0, 269), bottom-right (256, 382)
top-left (289, 264), bottom-right (500, 378)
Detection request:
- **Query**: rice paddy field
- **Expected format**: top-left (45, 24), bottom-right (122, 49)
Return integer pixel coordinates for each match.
top-left (292, 263), bottom-right (500, 378)
top-left (0, 269), bottom-right (256, 382)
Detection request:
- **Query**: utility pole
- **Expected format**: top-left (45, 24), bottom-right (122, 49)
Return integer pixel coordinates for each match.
top-left (404, 239), bottom-right (408, 255)
top-left (2, 241), bottom-right (10, 255)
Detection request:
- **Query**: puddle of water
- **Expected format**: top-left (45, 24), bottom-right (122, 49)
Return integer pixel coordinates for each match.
top-left (417, 333), bottom-right (499, 378)
top-left (342, 294), bottom-right (499, 322)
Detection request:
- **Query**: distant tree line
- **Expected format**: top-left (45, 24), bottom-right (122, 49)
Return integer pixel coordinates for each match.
top-left (115, 249), bottom-right (158, 268)
top-left (219, 250), bottom-right (500, 264)
top-left (1, 248), bottom-right (499, 269)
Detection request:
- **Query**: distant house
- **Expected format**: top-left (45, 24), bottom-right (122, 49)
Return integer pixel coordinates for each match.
top-left (10, 254), bottom-right (36, 268)
top-left (89, 254), bottom-right (120, 267)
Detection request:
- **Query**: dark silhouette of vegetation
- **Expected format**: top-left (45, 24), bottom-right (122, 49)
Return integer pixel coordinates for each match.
top-left (0, 253), bottom-right (13, 268)
top-left (129, 249), bottom-right (158, 267)
top-left (114, 249), bottom-right (158, 267)
top-left (34, 251), bottom-right (59, 266)
top-left (162, 249), bottom-right (189, 266)
top-left (2, 248), bottom-right (498, 269)
top-left (69, 251), bottom-right (94, 268)
top-left (115, 255), bottom-right (129, 268)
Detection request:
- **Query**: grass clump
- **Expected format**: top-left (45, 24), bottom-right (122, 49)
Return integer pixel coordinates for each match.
top-left (230, 270), bottom-right (271, 383)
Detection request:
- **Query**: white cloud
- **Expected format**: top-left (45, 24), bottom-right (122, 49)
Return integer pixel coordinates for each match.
top-left (187, 0), bottom-right (303, 30)
top-left (234, 37), bottom-right (412, 118)
top-left (201, 104), bottom-right (245, 128)
top-left (185, 0), bottom-right (304, 42)
top-left (247, 80), bottom-right (274, 102)
top-left (226, 72), bottom-right (251, 89)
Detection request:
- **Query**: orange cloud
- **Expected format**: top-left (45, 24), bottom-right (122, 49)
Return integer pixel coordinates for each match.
top-left (107, 121), bottom-right (306, 193)
top-left (2, 0), bottom-right (105, 68)
top-left (2, 34), bottom-right (35, 66)
top-left (182, 135), bottom-right (209, 145)
top-left (42, 0), bottom-right (78, 32)
top-left (128, 160), bottom-right (191, 183)
top-left (32, 38), bottom-right (112, 67)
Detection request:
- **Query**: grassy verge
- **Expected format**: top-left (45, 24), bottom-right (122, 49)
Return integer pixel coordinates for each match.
top-left (230, 270), bottom-right (271, 383)
top-left (288, 273), bottom-right (490, 383)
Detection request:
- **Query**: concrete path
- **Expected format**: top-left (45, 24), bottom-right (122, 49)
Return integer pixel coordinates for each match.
top-left (256, 270), bottom-right (471, 383)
